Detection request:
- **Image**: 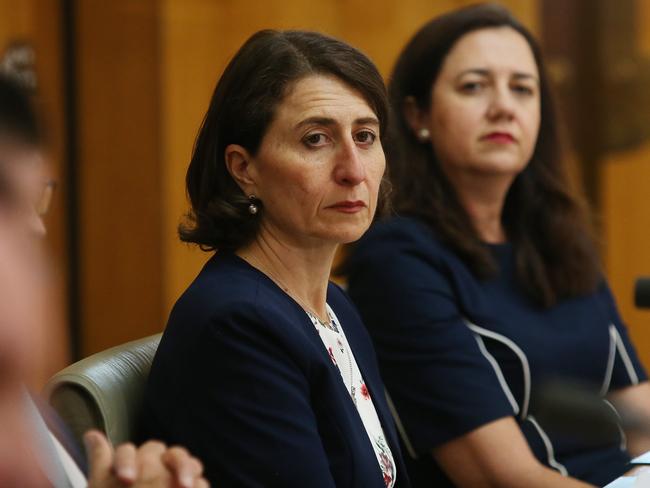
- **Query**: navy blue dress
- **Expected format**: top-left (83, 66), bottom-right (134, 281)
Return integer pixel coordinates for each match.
top-left (346, 216), bottom-right (646, 487)
top-left (141, 252), bottom-right (410, 488)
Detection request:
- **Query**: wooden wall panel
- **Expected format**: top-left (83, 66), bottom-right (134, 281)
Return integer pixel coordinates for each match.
top-left (597, 0), bottom-right (650, 368)
top-left (339, 0), bottom-right (456, 77)
top-left (0, 1), bottom-right (33, 38)
top-left (638, 0), bottom-right (650, 58)
top-left (337, 0), bottom-right (538, 78)
top-left (76, 1), bottom-right (164, 354)
top-left (159, 0), bottom-right (222, 314)
top-left (602, 142), bottom-right (650, 366)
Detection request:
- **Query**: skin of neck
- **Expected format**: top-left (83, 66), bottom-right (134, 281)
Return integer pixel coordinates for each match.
top-left (445, 170), bottom-right (516, 244)
top-left (236, 220), bottom-right (338, 321)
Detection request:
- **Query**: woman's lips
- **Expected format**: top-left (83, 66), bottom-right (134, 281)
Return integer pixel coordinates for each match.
top-left (327, 201), bottom-right (367, 213)
top-left (482, 132), bottom-right (515, 144)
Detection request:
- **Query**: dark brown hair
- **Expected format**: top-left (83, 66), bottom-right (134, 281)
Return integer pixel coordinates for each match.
top-left (0, 74), bottom-right (39, 209)
top-left (0, 74), bottom-right (40, 147)
top-left (180, 29), bottom-right (389, 252)
top-left (386, 3), bottom-right (600, 307)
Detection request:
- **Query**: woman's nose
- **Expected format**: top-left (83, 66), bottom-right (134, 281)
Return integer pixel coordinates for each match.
top-left (486, 86), bottom-right (516, 121)
top-left (334, 140), bottom-right (366, 186)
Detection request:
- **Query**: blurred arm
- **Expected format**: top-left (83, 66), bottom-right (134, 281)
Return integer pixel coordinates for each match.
top-left (433, 417), bottom-right (594, 488)
top-left (609, 381), bottom-right (650, 457)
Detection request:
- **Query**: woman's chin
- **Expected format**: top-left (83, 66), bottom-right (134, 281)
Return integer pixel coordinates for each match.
top-left (305, 217), bottom-right (373, 246)
top-left (334, 225), bottom-right (372, 245)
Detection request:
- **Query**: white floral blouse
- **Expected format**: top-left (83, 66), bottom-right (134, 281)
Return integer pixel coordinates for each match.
top-left (306, 304), bottom-right (396, 488)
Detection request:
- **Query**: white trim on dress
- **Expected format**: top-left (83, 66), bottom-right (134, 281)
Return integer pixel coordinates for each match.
top-left (600, 326), bottom-right (617, 395)
top-left (526, 415), bottom-right (569, 476)
top-left (467, 321), bottom-right (531, 418)
top-left (611, 324), bottom-right (640, 385)
top-left (602, 398), bottom-right (627, 451)
top-left (467, 320), bottom-right (571, 476)
top-left (472, 333), bottom-right (520, 415)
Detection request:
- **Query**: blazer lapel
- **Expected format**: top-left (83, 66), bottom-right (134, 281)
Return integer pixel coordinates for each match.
top-left (337, 309), bottom-right (402, 447)
top-left (326, 287), bottom-right (406, 466)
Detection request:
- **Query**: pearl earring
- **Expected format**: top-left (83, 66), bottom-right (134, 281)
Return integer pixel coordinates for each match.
top-left (248, 195), bottom-right (259, 215)
top-left (417, 128), bottom-right (430, 141)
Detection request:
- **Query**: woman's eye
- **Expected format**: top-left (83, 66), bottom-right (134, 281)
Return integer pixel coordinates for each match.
top-left (354, 130), bottom-right (377, 145)
top-left (459, 81), bottom-right (483, 93)
top-left (512, 84), bottom-right (535, 96)
top-left (303, 133), bottom-right (329, 147)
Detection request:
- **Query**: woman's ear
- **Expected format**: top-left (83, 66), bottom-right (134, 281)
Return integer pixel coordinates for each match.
top-left (225, 144), bottom-right (256, 194)
top-left (403, 96), bottom-right (430, 142)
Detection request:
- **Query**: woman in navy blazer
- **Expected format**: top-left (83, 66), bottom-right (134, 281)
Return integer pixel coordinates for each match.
top-left (141, 29), bottom-right (409, 488)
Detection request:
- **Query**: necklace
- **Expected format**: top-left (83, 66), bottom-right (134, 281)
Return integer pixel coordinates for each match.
top-left (306, 309), bottom-right (357, 404)
top-left (306, 306), bottom-right (339, 333)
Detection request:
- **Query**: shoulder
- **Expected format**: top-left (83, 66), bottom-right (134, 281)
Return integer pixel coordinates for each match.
top-left (165, 253), bottom-right (310, 345)
top-left (174, 253), bottom-right (288, 315)
top-left (351, 216), bottom-right (454, 266)
top-left (176, 252), bottom-right (261, 308)
top-left (347, 216), bottom-right (466, 286)
top-left (151, 255), bottom-right (328, 396)
top-left (358, 215), bottom-right (433, 248)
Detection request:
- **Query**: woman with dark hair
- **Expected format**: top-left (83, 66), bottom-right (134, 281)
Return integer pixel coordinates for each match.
top-left (346, 4), bottom-right (648, 487)
top-left (141, 30), bottom-right (408, 487)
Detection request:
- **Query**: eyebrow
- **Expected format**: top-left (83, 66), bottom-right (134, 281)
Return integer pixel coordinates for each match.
top-left (294, 116), bottom-right (380, 130)
top-left (456, 68), bottom-right (539, 83)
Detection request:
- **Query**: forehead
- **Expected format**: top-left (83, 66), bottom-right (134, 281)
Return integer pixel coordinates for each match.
top-left (440, 27), bottom-right (538, 78)
top-left (275, 75), bottom-right (376, 123)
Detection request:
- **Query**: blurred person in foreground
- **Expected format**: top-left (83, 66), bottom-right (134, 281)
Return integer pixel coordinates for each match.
top-left (141, 29), bottom-right (409, 487)
top-left (345, 4), bottom-right (649, 487)
top-left (0, 73), bottom-right (209, 488)
top-left (0, 148), bottom-right (50, 487)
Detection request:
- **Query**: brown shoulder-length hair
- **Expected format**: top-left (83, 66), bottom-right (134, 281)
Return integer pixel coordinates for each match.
top-left (386, 3), bottom-right (600, 307)
top-left (179, 29), bottom-right (389, 252)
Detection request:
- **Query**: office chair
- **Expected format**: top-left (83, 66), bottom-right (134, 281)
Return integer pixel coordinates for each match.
top-left (44, 333), bottom-right (161, 447)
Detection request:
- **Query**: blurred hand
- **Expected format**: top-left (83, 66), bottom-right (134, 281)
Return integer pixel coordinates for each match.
top-left (84, 430), bottom-right (209, 488)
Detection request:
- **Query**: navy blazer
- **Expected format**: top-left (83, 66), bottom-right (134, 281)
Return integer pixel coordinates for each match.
top-left (141, 252), bottom-right (409, 487)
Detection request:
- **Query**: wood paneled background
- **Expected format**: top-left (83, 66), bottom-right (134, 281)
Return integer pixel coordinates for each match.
top-left (1, 0), bottom-right (649, 383)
